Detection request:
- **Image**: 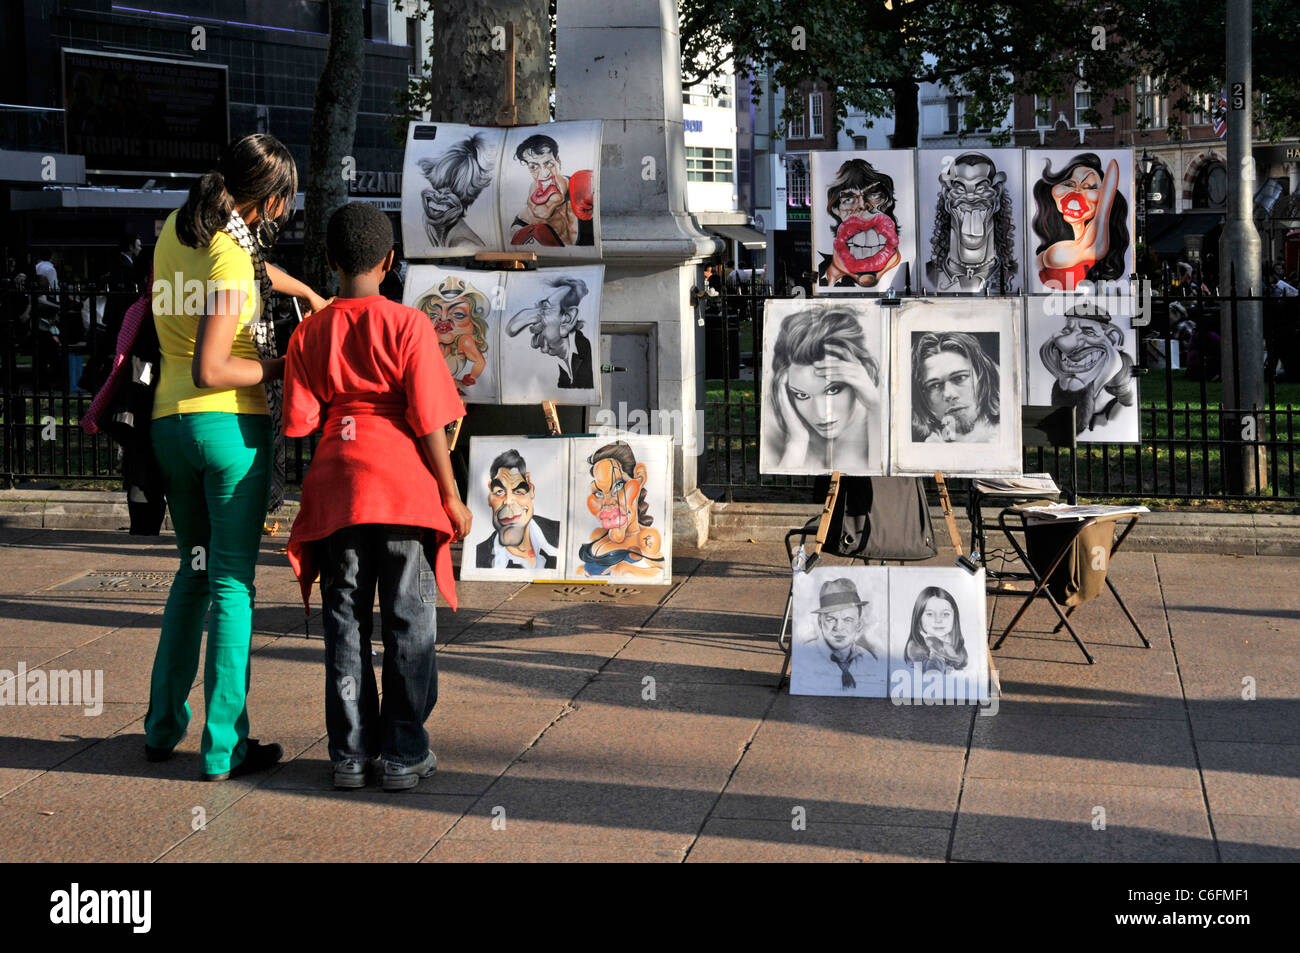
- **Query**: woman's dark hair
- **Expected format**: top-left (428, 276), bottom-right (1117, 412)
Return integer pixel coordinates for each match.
top-left (904, 587), bottom-right (967, 669)
top-left (176, 133), bottom-right (298, 248)
top-left (928, 153), bottom-right (1018, 291)
top-left (1031, 153), bottom-right (1129, 282)
top-left (826, 158), bottom-right (896, 225)
top-left (587, 441), bottom-right (652, 527)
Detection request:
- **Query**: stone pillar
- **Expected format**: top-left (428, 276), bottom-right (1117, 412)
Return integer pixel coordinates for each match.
top-left (556, 0), bottom-right (719, 502)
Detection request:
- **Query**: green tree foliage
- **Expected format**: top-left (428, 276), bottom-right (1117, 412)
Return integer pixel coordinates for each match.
top-left (678, 0), bottom-right (1299, 147)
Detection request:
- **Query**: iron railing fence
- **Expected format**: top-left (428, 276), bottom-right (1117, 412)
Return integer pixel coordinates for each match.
top-left (0, 285), bottom-right (317, 485)
top-left (3, 277), bottom-right (1298, 505)
top-left (699, 273), bottom-right (1300, 503)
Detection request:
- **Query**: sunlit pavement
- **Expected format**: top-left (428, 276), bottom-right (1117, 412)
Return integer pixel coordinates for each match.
top-left (0, 527), bottom-right (1294, 862)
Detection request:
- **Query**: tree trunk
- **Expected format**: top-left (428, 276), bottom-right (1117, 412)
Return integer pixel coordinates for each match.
top-left (427, 0), bottom-right (566, 464)
top-left (431, 0), bottom-right (549, 124)
top-left (302, 0), bottom-right (365, 297)
top-left (891, 79), bottom-right (919, 148)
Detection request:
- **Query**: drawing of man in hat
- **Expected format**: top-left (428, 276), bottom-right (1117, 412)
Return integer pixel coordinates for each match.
top-left (1039, 301), bottom-right (1135, 434)
top-left (798, 577), bottom-right (885, 693)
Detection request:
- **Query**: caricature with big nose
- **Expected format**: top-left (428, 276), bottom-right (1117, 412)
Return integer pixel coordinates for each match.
top-left (1039, 303), bottom-right (1136, 434)
top-left (504, 276), bottom-right (594, 390)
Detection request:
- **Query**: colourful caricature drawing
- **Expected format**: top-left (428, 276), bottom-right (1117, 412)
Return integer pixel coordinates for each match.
top-left (509, 133), bottom-right (595, 248)
top-left (1031, 153), bottom-right (1130, 291)
top-left (414, 274), bottom-right (491, 393)
top-left (818, 159), bottom-right (902, 288)
top-left (575, 441), bottom-right (665, 579)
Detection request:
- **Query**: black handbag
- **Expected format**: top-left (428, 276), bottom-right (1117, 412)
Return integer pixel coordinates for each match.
top-left (821, 475), bottom-right (938, 562)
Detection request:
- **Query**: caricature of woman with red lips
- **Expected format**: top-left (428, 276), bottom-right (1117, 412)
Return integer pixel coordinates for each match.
top-left (1031, 153), bottom-right (1130, 291)
top-left (819, 159), bottom-right (902, 288)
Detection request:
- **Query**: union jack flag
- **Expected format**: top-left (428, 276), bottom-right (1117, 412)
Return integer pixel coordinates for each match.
top-left (1212, 89), bottom-right (1227, 138)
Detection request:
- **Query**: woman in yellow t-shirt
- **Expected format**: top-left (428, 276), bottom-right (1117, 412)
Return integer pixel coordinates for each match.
top-left (145, 133), bottom-right (328, 781)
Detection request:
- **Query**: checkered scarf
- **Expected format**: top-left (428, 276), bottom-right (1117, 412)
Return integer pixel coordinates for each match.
top-left (223, 209), bottom-right (285, 514)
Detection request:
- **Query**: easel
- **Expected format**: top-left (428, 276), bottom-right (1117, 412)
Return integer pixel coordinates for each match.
top-left (776, 469), bottom-right (963, 679)
top-left (445, 21), bottom-right (540, 454)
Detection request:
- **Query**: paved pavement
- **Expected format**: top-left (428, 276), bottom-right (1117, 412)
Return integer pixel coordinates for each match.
top-left (0, 526), bottom-right (1295, 862)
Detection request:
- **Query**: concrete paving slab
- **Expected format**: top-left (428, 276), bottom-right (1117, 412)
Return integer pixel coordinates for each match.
top-left (1213, 814), bottom-right (1300, 862)
top-left (764, 692), bottom-right (975, 746)
top-left (601, 606), bottom-right (787, 685)
top-left (1185, 697), bottom-right (1300, 745)
top-left (968, 711), bottom-right (1201, 788)
top-left (1198, 741), bottom-right (1300, 818)
top-left (0, 596), bottom-right (163, 646)
top-left (421, 839), bottom-right (684, 862)
top-left (508, 701), bottom-right (761, 790)
top-left (991, 653), bottom-right (1187, 721)
top-left (714, 734), bottom-right (965, 827)
top-left (687, 816), bottom-right (949, 862)
top-left (437, 776), bottom-right (713, 851)
top-left (159, 790), bottom-right (477, 862)
top-left (951, 778), bottom-right (1216, 862)
top-left (0, 736), bottom-right (258, 862)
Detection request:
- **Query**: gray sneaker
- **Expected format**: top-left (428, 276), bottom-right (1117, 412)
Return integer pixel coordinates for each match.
top-left (333, 757), bottom-right (379, 790)
top-left (381, 750), bottom-right (437, 792)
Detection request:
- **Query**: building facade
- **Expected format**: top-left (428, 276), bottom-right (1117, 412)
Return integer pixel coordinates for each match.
top-left (1, 0), bottom-right (429, 280)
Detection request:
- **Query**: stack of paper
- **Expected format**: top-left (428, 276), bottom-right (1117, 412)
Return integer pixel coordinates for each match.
top-left (1022, 503), bottom-right (1149, 523)
top-left (973, 473), bottom-right (1059, 495)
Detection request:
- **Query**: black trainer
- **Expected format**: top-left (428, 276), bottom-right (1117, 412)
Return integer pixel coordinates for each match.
top-left (204, 739), bottom-right (283, 782)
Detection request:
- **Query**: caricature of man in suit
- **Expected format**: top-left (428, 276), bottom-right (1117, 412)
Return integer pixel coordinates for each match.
top-left (504, 276), bottom-right (594, 389)
top-left (474, 449), bottom-right (561, 571)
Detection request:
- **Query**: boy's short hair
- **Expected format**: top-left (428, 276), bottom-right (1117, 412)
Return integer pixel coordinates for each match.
top-left (326, 202), bottom-right (394, 275)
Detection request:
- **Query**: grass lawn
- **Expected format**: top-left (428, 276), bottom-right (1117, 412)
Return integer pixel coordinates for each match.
top-left (702, 371), bottom-right (1300, 499)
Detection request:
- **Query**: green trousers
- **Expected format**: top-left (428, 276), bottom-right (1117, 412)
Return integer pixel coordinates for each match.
top-left (146, 412), bottom-right (271, 774)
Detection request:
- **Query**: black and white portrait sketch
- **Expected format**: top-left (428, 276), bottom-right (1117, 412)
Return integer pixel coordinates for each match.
top-left (887, 567), bottom-right (988, 703)
top-left (401, 124), bottom-right (506, 258)
top-left (790, 569), bottom-right (889, 697)
top-left (461, 438), bottom-right (568, 582)
top-left (902, 587), bottom-right (969, 673)
top-left (1026, 297), bottom-right (1139, 443)
top-left (910, 330), bottom-right (1001, 444)
top-left (892, 299), bottom-right (1023, 476)
top-left (810, 150), bottom-right (916, 295)
top-left (760, 300), bottom-right (888, 476)
top-left (919, 150), bottom-right (1022, 294)
top-left (498, 265), bottom-right (603, 405)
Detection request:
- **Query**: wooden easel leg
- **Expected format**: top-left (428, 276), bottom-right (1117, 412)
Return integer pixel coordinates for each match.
top-left (810, 471), bottom-right (841, 562)
top-left (779, 472), bottom-right (840, 657)
top-left (542, 400), bottom-right (562, 436)
top-left (446, 417), bottom-right (464, 452)
top-left (933, 472), bottom-right (963, 557)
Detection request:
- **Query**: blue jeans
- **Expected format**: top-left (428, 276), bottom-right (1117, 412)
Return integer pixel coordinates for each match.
top-left (317, 524), bottom-right (438, 766)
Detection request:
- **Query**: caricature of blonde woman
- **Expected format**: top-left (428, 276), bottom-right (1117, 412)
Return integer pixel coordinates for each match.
top-left (415, 275), bottom-right (490, 393)
top-left (576, 441), bottom-right (665, 579)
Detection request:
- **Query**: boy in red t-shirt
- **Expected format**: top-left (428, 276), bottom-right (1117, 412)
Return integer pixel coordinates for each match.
top-left (284, 202), bottom-right (472, 791)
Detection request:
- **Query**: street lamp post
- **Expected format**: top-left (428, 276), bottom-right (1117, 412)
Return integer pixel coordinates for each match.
top-left (1139, 148), bottom-right (1154, 281)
